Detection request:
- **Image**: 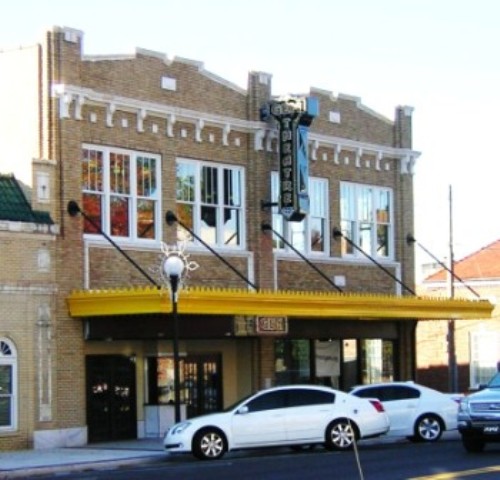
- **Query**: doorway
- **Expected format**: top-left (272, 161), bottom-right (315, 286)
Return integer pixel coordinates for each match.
top-left (183, 354), bottom-right (222, 418)
top-left (86, 355), bottom-right (137, 443)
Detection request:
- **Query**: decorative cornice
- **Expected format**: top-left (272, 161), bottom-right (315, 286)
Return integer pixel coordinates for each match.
top-left (52, 84), bottom-right (420, 168)
top-left (0, 220), bottom-right (59, 235)
top-left (67, 286), bottom-right (493, 321)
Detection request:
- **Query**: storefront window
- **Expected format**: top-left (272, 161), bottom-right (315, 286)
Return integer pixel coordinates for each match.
top-left (275, 339), bottom-right (311, 385)
top-left (146, 357), bottom-right (178, 405)
top-left (361, 339), bottom-right (394, 384)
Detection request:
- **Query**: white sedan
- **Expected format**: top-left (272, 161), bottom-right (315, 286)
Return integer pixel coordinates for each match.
top-left (350, 381), bottom-right (459, 442)
top-left (164, 384), bottom-right (389, 460)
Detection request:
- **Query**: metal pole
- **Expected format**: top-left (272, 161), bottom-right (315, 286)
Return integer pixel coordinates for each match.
top-left (448, 185), bottom-right (458, 392)
top-left (170, 274), bottom-right (181, 423)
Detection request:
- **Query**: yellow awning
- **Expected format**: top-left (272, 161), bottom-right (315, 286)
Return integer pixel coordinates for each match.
top-left (67, 286), bottom-right (493, 321)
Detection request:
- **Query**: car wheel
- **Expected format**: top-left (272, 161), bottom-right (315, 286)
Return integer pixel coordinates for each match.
top-left (414, 414), bottom-right (443, 442)
top-left (462, 437), bottom-right (485, 453)
top-left (192, 428), bottom-right (227, 460)
top-left (325, 419), bottom-right (357, 451)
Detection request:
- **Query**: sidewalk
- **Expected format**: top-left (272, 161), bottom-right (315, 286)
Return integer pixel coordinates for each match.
top-left (0, 438), bottom-right (166, 479)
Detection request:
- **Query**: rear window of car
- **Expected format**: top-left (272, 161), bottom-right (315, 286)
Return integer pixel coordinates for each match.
top-left (354, 385), bottom-right (420, 402)
top-left (287, 389), bottom-right (335, 407)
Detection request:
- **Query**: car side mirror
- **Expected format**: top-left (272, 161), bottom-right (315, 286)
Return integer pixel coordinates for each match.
top-left (237, 405), bottom-right (249, 415)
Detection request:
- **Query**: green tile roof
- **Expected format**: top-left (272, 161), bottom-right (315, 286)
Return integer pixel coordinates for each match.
top-left (0, 174), bottom-right (53, 224)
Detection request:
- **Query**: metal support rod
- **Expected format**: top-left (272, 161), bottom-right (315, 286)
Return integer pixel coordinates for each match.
top-left (165, 210), bottom-right (259, 291)
top-left (406, 233), bottom-right (481, 298)
top-left (67, 200), bottom-right (160, 288)
top-left (333, 227), bottom-right (416, 296)
top-left (262, 223), bottom-right (343, 292)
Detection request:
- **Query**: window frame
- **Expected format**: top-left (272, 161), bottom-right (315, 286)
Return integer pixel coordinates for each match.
top-left (0, 339), bottom-right (17, 432)
top-left (340, 181), bottom-right (394, 260)
top-left (271, 172), bottom-right (329, 255)
top-left (81, 144), bottom-right (162, 243)
top-left (176, 158), bottom-right (246, 250)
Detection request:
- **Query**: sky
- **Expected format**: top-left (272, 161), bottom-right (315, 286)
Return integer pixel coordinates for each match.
top-left (1, 0), bottom-right (499, 276)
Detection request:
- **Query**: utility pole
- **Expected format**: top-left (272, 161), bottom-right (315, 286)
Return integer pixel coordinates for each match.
top-left (448, 185), bottom-right (458, 392)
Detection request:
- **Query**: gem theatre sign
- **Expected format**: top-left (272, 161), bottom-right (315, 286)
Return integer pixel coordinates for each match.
top-left (261, 97), bottom-right (318, 222)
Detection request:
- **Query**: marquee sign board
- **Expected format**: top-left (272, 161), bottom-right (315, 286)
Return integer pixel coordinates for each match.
top-left (261, 97), bottom-right (318, 222)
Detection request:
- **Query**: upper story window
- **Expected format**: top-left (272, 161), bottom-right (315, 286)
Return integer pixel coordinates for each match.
top-left (81, 146), bottom-right (161, 241)
top-left (0, 339), bottom-right (17, 431)
top-left (176, 159), bottom-right (245, 248)
top-left (340, 182), bottom-right (393, 259)
top-left (271, 172), bottom-right (329, 255)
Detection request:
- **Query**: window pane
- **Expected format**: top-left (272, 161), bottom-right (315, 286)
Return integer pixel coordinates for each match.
top-left (201, 166), bottom-right (218, 204)
top-left (0, 365), bottom-right (12, 428)
top-left (137, 199), bottom-right (155, 239)
top-left (0, 365), bottom-right (11, 393)
top-left (275, 339), bottom-right (310, 385)
top-left (340, 184), bottom-right (353, 219)
top-left (271, 173), bottom-right (284, 249)
top-left (361, 339), bottom-right (394, 384)
top-left (290, 221), bottom-right (305, 251)
top-left (110, 196), bottom-right (129, 237)
top-left (358, 188), bottom-right (372, 222)
top-left (310, 217), bottom-right (324, 252)
top-left (110, 153), bottom-right (130, 194)
top-left (176, 163), bottom-right (196, 202)
top-left (224, 169), bottom-right (241, 206)
top-left (223, 208), bottom-right (240, 246)
top-left (176, 203), bottom-right (194, 242)
top-left (340, 220), bottom-right (354, 255)
top-left (137, 157), bottom-right (156, 197)
top-left (376, 190), bottom-right (390, 223)
top-left (82, 193), bottom-right (102, 234)
top-left (377, 224), bottom-right (389, 257)
top-left (0, 397), bottom-right (11, 427)
top-left (359, 222), bottom-right (372, 254)
top-left (82, 148), bottom-right (103, 191)
top-left (201, 206), bottom-right (217, 244)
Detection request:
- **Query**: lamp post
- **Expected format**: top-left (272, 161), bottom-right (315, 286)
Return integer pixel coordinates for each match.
top-left (163, 255), bottom-right (185, 423)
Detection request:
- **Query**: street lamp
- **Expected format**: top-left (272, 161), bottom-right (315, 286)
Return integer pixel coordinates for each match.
top-left (163, 254), bottom-right (185, 423)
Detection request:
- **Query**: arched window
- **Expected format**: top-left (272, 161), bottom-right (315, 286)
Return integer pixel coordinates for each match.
top-left (0, 339), bottom-right (17, 431)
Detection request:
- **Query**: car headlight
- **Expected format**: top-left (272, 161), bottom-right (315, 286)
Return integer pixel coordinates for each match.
top-left (458, 399), bottom-right (470, 414)
top-left (169, 421), bottom-right (192, 435)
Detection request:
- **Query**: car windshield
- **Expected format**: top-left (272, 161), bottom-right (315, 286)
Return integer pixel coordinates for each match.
top-left (488, 372), bottom-right (500, 388)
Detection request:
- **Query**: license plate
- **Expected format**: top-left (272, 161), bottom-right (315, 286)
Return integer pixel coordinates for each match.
top-left (483, 425), bottom-right (500, 434)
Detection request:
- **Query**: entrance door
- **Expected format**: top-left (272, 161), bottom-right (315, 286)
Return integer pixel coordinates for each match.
top-left (183, 354), bottom-right (222, 419)
top-left (86, 355), bottom-right (137, 443)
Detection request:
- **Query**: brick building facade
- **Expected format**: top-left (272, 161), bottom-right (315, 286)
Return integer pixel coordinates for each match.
top-left (0, 26), bottom-right (491, 450)
top-left (0, 175), bottom-right (58, 450)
